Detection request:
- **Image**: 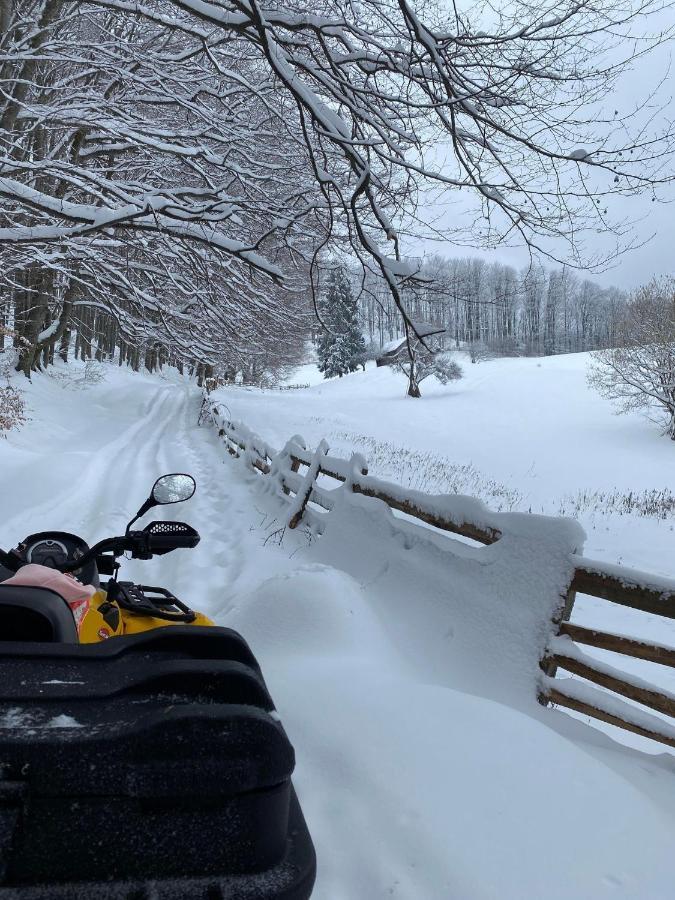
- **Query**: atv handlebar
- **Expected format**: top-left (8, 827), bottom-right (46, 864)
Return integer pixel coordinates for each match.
top-left (60, 521), bottom-right (200, 572)
top-left (0, 522), bottom-right (200, 577)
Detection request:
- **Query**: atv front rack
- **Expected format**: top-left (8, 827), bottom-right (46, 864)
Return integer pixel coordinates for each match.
top-left (107, 579), bottom-right (197, 622)
top-left (0, 627), bottom-right (316, 898)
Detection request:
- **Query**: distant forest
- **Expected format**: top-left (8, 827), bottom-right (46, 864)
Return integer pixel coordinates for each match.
top-left (357, 256), bottom-right (626, 357)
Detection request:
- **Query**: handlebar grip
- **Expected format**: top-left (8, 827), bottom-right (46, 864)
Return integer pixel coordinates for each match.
top-left (143, 521), bottom-right (200, 554)
top-left (0, 549), bottom-right (21, 573)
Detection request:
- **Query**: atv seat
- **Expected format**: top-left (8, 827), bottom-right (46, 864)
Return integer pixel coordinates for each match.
top-left (0, 586), bottom-right (78, 643)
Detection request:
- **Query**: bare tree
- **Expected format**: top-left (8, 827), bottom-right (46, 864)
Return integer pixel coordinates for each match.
top-left (588, 279), bottom-right (675, 439)
top-left (1, 0), bottom-right (673, 384)
top-left (360, 254), bottom-right (627, 361)
top-left (0, 0), bottom-right (325, 375)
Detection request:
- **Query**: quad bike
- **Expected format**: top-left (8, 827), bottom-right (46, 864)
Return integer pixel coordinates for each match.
top-left (0, 475), bottom-right (316, 899)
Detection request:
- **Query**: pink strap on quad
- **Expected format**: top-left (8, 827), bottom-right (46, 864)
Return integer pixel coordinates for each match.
top-left (4, 564), bottom-right (96, 632)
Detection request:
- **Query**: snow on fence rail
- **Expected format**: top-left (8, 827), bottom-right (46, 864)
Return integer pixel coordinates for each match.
top-left (207, 401), bottom-right (675, 752)
top-left (541, 560), bottom-right (675, 750)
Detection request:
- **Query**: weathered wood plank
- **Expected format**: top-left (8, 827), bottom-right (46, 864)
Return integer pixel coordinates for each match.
top-left (545, 654), bottom-right (675, 719)
top-left (572, 566), bottom-right (675, 619)
top-left (223, 430), bottom-right (270, 475)
top-left (291, 462), bottom-right (498, 544)
top-left (289, 445), bottom-right (328, 529)
top-left (282, 457), bottom-right (301, 496)
top-left (289, 455), bottom-right (368, 486)
top-left (351, 484), bottom-right (500, 545)
top-left (541, 585), bottom-right (577, 679)
top-left (542, 687), bottom-right (675, 749)
top-left (559, 622), bottom-right (675, 668)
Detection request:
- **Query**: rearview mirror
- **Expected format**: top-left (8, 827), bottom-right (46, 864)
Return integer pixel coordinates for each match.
top-left (126, 473), bottom-right (196, 533)
top-left (152, 474), bottom-right (196, 505)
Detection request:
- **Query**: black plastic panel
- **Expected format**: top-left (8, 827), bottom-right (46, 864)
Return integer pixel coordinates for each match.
top-left (0, 626), bottom-right (315, 898)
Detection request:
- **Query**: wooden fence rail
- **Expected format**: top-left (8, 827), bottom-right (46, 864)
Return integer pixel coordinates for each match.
top-left (208, 402), bottom-right (675, 752)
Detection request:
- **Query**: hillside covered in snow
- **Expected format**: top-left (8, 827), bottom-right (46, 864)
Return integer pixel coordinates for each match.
top-left (1, 359), bottom-right (674, 898)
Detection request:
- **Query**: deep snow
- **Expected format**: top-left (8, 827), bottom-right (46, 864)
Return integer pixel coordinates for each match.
top-left (2, 360), bottom-right (675, 899)
top-left (222, 353), bottom-right (675, 577)
top-left (217, 353), bottom-right (675, 755)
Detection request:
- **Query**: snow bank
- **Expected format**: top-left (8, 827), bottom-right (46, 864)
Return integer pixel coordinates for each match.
top-left (209, 400), bottom-right (586, 712)
top-left (4, 364), bottom-right (675, 899)
top-left (226, 520), bottom-right (675, 900)
top-left (214, 352), bottom-right (675, 577)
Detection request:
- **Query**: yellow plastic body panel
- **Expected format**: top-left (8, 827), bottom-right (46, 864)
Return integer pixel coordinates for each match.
top-left (78, 590), bottom-right (213, 643)
top-left (120, 608), bottom-right (214, 634)
top-left (78, 590), bottom-right (124, 643)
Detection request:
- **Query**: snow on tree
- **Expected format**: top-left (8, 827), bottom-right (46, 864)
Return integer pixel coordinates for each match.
top-left (0, 0), bottom-right (322, 376)
top-left (316, 267), bottom-right (366, 379)
top-left (588, 279), bottom-right (675, 440)
top-left (0, 0), bottom-right (672, 377)
top-left (394, 336), bottom-right (463, 398)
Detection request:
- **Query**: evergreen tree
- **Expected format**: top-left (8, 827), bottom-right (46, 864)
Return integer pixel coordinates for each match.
top-left (316, 267), bottom-right (367, 378)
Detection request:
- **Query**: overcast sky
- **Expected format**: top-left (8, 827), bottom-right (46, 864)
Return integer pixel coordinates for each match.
top-left (406, 2), bottom-right (675, 290)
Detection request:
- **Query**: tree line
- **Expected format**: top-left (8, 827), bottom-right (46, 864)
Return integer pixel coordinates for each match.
top-left (357, 256), bottom-right (627, 359)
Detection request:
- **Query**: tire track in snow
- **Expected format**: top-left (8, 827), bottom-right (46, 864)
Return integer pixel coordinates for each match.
top-left (161, 386), bottom-right (247, 616)
top-left (1, 381), bottom-right (177, 548)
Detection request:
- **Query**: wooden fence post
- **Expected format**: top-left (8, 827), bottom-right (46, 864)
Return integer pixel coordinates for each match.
top-left (540, 583), bottom-right (577, 683)
top-left (289, 441), bottom-right (328, 529)
top-left (282, 457), bottom-right (301, 497)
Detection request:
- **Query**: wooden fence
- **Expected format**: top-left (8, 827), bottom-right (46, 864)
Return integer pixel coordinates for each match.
top-left (209, 403), bottom-right (675, 751)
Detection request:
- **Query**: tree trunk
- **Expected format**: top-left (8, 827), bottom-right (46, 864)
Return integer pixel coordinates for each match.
top-left (36, 287), bottom-right (74, 370)
top-left (14, 265), bottom-right (49, 377)
top-left (407, 366), bottom-right (421, 398)
top-left (59, 328), bottom-right (70, 363)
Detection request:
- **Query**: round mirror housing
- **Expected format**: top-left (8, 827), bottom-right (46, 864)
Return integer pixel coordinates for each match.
top-left (152, 474), bottom-right (196, 505)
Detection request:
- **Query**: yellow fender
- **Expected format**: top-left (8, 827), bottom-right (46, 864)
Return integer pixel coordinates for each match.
top-left (78, 590), bottom-right (213, 643)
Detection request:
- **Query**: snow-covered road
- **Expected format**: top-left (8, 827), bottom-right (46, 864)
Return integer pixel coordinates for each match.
top-left (3, 365), bottom-right (675, 899)
top-left (0, 367), bottom-right (288, 617)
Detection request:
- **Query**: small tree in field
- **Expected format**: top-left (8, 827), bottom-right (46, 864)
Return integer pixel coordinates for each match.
top-left (396, 344), bottom-right (463, 398)
top-left (588, 279), bottom-right (675, 440)
top-left (316, 268), bottom-right (366, 379)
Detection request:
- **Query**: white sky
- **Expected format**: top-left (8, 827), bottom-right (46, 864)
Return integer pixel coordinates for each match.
top-left (405, 2), bottom-right (675, 289)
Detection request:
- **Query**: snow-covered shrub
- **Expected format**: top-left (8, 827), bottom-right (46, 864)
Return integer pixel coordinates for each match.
top-left (0, 330), bottom-right (26, 436)
top-left (432, 355), bottom-right (463, 385)
top-left (468, 341), bottom-right (492, 364)
top-left (49, 359), bottom-right (106, 390)
top-left (0, 384), bottom-right (26, 436)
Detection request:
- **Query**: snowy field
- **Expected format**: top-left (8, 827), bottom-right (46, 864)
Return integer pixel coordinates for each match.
top-left (2, 359), bottom-right (675, 899)
top-left (223, 351), bottom-right (675, 577)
